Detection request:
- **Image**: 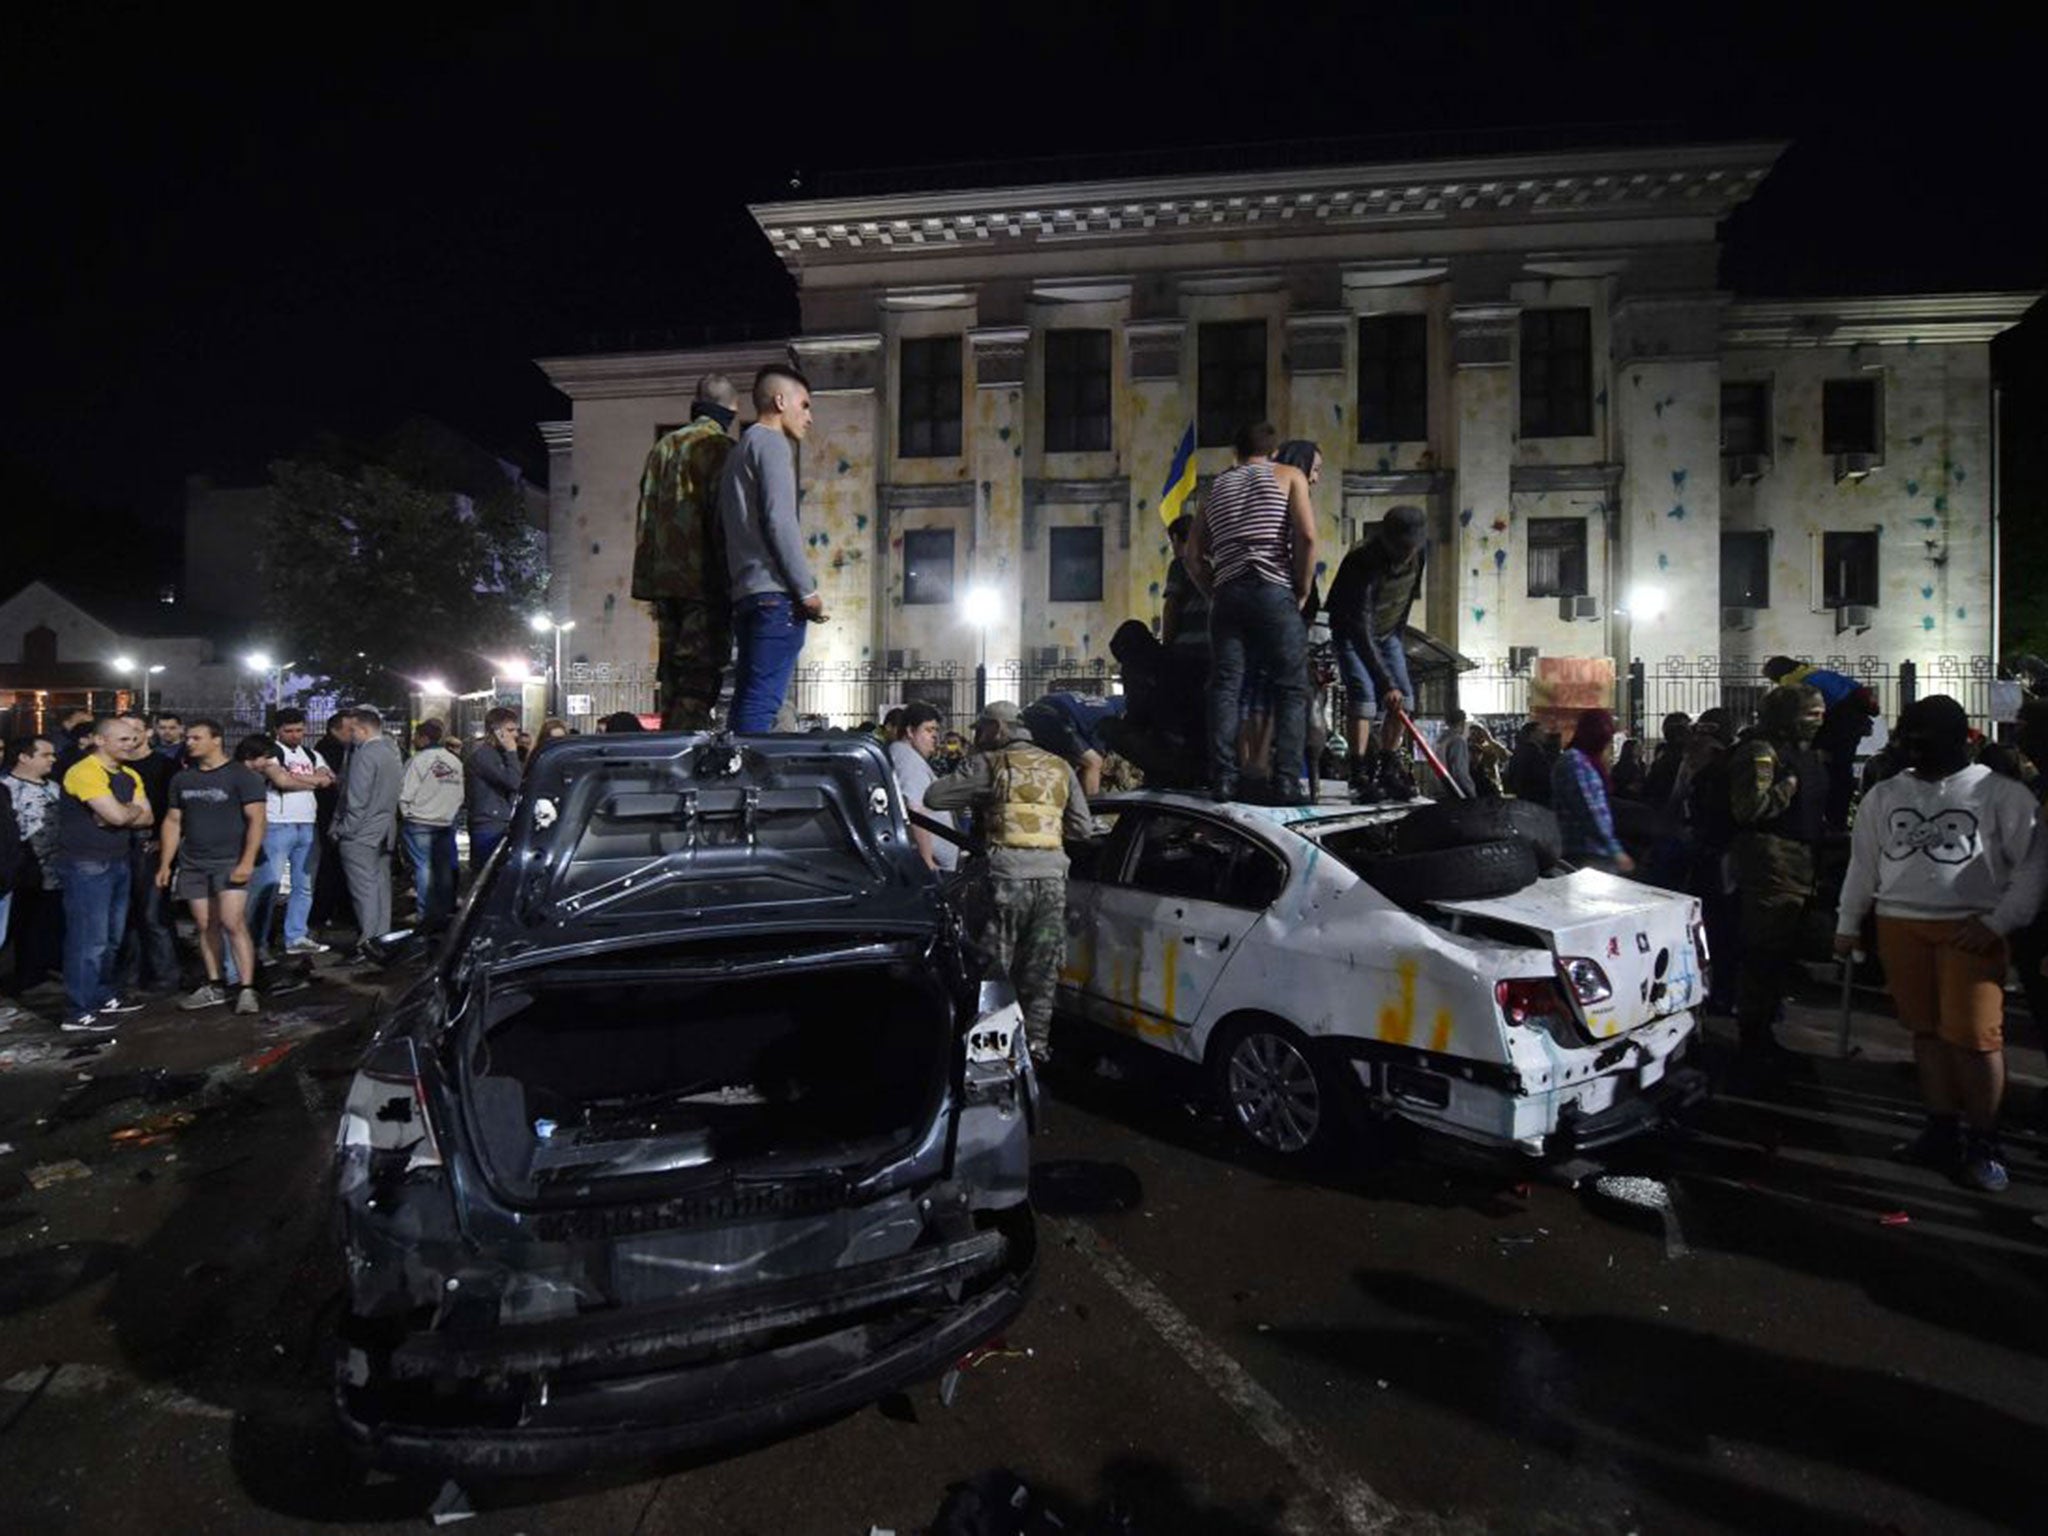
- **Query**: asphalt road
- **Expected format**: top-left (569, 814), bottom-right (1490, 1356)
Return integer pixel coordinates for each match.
top-left (1, 973), bottom-right (2043, 1535)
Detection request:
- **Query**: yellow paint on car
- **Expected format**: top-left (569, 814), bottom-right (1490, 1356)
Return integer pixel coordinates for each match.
top-left (1378, 957), bottom-right (1419, 1046)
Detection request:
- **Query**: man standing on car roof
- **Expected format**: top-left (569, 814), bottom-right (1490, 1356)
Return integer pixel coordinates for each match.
top-left (924, 700), bottom-right (1092, 1066)
top-left (1727, 683), bottom-right (1826, 1071)
top-left (633, 374), bottom-right (741, 729)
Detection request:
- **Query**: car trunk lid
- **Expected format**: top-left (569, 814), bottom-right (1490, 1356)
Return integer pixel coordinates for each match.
top-left (1433, 871), bottom-right (1705, 1038)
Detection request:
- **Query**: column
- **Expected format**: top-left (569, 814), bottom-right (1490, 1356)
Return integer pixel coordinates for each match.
top-left (1448, 304), bottom-right (1519, 666)
top-left (790, 335), bottom-right (883, 669)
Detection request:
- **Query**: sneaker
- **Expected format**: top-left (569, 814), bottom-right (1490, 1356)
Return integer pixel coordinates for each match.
top-left (97, 996), bottom-right (147, 1015)
top-left (234, 987), bottom-right (261, 1016)
top-left (1895, 1116), bottom-right (1964, 1173)
top-left (1958, 1137), bottom-right (2010, 1193)
top-left (283, 938), bottom-right (330, 956)
top-left (179, 983), bottom-right (229, 1011)
top-left (61, 1012), bottom-right (119, 1033)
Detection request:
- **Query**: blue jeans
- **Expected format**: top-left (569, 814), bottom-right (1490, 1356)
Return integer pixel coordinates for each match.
top-left (1208, 579), bottom-right (1308, 791)
top-left (1334, 632), bottom-right (1414, 720)
top-left (403, 823), bottom-right (459, 927)
top-left (469, 823), bottom-right (506, 881)
top-left (266, 821), bottom-right (320, 946)
top-left (61, 857), bottom-right (132, 1016)
top-left (729, 592), bottom-right (808, 732)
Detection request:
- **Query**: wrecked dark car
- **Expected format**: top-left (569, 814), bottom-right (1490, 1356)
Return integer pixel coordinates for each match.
top-left (332, 734), bottom-right (1037, 1472)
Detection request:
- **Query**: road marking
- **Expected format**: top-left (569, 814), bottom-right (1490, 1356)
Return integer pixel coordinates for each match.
top-left (1057, 1220), bottom-right (1403, 1536)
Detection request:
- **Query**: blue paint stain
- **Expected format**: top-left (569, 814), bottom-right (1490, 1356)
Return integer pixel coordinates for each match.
top-left (1921, 585), bottom-right (1935, 599)
top-left (1595, 388), bottom-right (1608, 408)
top-left (1332, 403), bottom-right (1343, 421)
top-left (1148, 581), bottom-right (1160, 597)
top-left (1933, 494), bottom-right (1949, 513)
top-left (1471, 606), bottom-right (1487, 623)
top-left (1459, 508), bottom-right (1475, 527)
top-left (1954, 466), bottom-right (1967, 483)
top-left (1922, 616), bottom-right (1936, 631)
top-left (1492, 548), bottom-right (1507, 571)
top-left (836, 458), bottom-right (850, 475)
top-left (1914, 516), bottom-right (1937, 529)
top-left (997, 426), bottom-right (1012, 442)
top-left (1905, 480), bottom-right (1919, 497)
top-left (1909, 434), bottom-right (1924, 447)
top-left (856, 513), bottom-right (869, 532)
top-left (1657, 552), bottom-right (1670, 570)
top-left (1315, 560), bottom-right (1328, 577)
top-left (1667, 503), bottom-right (1687, 520)
top-left (1956, 606), bottom-right (1968, 620)
top-left (1377, 455), bottom-right (1393, 472)
top-left (1470, 567), bottom-right (1480, 578)
top-left (1672, 468), bottom-right (1687, 491)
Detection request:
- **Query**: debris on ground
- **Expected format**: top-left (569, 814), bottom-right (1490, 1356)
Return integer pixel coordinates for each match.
top-left (53, 1068), bottom-right (206, 1122)
top-left (1591, 1175), bottom-right (1671, 1210)
top-left (427, 1478), bottom-right (474, 1525)
top-left (0, 1142), bottom-right (13, 1156)
top-left (26, 1159), bottom-right (93, 1190)
top-left (0, 1041), bottom-right (59, 1070)
top-left (111, 1111), bottom-right (199, 1148)
top-left (241, 1041), bottom-right (301, 1075)
top-left (1877, 1210), bottom-right (1912, 1227)
top-left (62, 1038), bottom-right (118, 1060)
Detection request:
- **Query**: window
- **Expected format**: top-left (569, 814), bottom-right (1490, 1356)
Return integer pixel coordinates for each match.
top-left (1357, 314), bottom-right (1430, 442)
top-left (1821, 531), bottom-right (1879, 608)
top-left (1822, 378), bottom-right (1881, 456)
top-left (1721, 531), bottom-right (1771, 608)
top-left (1519, 308), bottom-right (1593, 438)
top-left (1720, 383), bottom-right (1770, 458)
top-left (1043, 329), bottom-right (1113, 453)
top-left (1526, 518), bottom-right (1589, 598)
top-left (898, 337), bottom-right (963, 458)
top-left (1197, 320), bottom-right (1268, 447)
top-left (901, 528), bottom-right (955, 605)
top-left (1048, 526), bottom-right (1104, 603)
top-left (1124, 813), bottom-right (1285, 909)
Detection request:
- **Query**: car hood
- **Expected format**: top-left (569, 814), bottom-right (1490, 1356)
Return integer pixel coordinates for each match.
top-left (474, 732), bottom-right (938, 948)
top-left (1434, 870), bottom-right (1705, 1038)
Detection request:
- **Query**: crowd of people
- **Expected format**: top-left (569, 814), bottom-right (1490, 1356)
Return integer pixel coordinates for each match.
top-left (0, 703), bottom-right (555, 1034)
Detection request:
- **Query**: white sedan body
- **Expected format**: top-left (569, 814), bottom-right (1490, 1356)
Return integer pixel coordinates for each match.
top-left (1056, 792), bottom-right (1707, 1156)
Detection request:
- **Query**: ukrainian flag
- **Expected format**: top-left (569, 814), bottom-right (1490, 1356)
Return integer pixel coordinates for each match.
top-left (1158, 422), bottom-right (1196, 526)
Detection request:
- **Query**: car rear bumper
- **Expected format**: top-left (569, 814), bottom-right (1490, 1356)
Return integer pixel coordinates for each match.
top-left (1551, 1063), bottom-right (1710, 1153)
top-left (336, 1224), bottom-right (1032, 1475)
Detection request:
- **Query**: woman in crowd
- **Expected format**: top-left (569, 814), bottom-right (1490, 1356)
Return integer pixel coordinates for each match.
top-left (1551, 708), bottom-right (1633, 874)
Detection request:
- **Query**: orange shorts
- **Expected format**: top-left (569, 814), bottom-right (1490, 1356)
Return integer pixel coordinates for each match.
top-left (1872, 916), bottom-right (2007, 1052)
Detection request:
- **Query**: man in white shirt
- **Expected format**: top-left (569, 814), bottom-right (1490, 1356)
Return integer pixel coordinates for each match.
top-left (889, 702), bottom-right (958, 874)
top-left (1835, 694), bottom-right (2047, 1193)
top-left (247, 708), bottom-right (336, 955)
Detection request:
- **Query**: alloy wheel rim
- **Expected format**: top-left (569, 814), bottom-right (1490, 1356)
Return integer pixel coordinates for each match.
top-left (1226, 1031), bottom-right (1321, 1153)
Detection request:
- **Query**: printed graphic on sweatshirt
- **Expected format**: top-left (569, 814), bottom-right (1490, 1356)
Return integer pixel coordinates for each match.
top-left (1882, 807), bottom-right (1980, 864)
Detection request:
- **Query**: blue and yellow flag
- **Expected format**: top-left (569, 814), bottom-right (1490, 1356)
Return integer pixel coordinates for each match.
top-left (1157, 422), bottom-right (1196, 526)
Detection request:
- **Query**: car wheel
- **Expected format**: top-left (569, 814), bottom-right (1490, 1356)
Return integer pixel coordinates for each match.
top-left (1214, 1019), bottom-right (1349, 1158)
top-left (1393, 798), bottom-right (1563, 869)
top-left (1364, 837), bottom-right (1540, 907)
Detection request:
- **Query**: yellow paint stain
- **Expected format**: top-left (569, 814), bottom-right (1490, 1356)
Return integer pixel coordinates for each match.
top-left (1429, 1009), bottom-right (1453, 1055)
top-left (1162, 936), bottom-right (1179, 1022)
top-left (1378, 958), bottom-right (1419, 1047)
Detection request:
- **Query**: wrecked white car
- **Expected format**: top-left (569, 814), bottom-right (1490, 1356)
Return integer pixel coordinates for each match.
top-left (332, 735), bottom-right (1036, 1473)
top-left (1058, 793), bottom-right (1707, 1158)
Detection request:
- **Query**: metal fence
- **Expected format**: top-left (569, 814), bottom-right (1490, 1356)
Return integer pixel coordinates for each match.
top-left (1626, 655), bottom-right (2001, 740)
top-left (790, 659), bottom-right (1122, 729)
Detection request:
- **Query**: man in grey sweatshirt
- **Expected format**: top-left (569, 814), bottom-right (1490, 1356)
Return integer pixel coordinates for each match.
top-left (331, 707), bottom-right (402, 956)
top-left (720, 364), bottom-right (826, 731)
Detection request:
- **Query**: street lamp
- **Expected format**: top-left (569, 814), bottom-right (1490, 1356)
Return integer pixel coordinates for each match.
top-left (244, 651), bottom-right (295, 717)
top-left (1615, 587), bottom-right (1668, 737)
top-left (530, 615), bottom-right (576, 716)
top-left (110, 655), bottom-right (166, 715)
top-left (960, 585), bottom-right (1001, 714)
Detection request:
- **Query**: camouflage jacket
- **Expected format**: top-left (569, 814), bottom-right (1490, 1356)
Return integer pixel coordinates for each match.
top-left (630, 416), bottom-right (734, 602)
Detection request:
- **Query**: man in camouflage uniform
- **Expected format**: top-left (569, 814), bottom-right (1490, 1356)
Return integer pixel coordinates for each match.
top-left (631, 374), bottom-right (741, 728)
top-left (925, 700), bottom-right (1092, 1064)
top-left (1728, 682), bottom-right (1827, 1066)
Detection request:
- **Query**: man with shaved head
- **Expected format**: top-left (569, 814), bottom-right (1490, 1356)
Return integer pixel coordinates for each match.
top-left (720, 363), bottom-right (826, 731)
top-left (632, 372), bottom-right (743, 727)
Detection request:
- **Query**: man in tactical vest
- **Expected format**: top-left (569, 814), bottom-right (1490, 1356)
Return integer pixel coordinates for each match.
top-left (1729, 682), bottom-right (1827, 1067)
top-left (925, 700), bottom-right (1092, 1065)
top-left (632, 374), bottom-right (741, 728)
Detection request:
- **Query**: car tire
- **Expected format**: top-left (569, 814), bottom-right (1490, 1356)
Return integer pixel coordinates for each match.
top-left (1392, 798), bottom-right (1564, 870)
top-left (1209, 1016), bottom-right (1357, 1160)
top-left (1364, 837), bottom-right (1540, 906)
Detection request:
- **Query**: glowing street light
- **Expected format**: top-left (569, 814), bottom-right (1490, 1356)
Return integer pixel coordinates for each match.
top-left (110, 655), bottom-right (166, 715)
top-left (530, 615), bottom-right (577, 715)
top-left (1621, 585), bottom-right (1668, 622)
top-left (961, 584), bottom-right (1001, 713)
top-left (420, 677), bottom-right (450, 698)
top-left (244, 651), bottom-right (295, 715)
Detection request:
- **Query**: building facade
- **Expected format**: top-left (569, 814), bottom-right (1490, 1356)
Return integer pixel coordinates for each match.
top-left (536, 142), bottom-right (2036, 729)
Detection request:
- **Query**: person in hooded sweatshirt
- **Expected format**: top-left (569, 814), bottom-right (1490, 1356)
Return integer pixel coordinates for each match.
top-left (1325, 504), bottom-right (1425, 797)
top-left (1835, 695), bottom-right (2046, 1193)
top-left (1727, 683), bottom-right (1826, 1069)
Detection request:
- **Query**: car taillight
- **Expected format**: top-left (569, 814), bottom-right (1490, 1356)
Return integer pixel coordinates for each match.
top-left (1557, 956), bottom-right (1612, 1005)
top-left (1496, 977), bottom-right (1576, 1031)
top-left (338, 1042), bottom-right (444, 1175)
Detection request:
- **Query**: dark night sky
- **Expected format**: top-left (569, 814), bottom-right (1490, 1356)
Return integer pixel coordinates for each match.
top-left (4, 4), bottom-right (2043, 595)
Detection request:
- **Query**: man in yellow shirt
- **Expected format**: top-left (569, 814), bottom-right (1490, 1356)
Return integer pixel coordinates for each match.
top-left (57, 716), bottom-right (155, 1031)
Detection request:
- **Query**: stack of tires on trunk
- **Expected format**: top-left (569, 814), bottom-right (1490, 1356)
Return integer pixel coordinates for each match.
top-left (1365, 798), bottom-right (1564, 907)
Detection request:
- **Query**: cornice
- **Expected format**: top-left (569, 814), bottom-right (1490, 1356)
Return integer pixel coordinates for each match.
top-left (1722, 293), bottom-right (2040, 348)
top-left (538, 420), bottom-right (574, 452)
top-left (535, 343), bottom-right (792, 401)
top-left (750, 142), bottom-right (1785, 263)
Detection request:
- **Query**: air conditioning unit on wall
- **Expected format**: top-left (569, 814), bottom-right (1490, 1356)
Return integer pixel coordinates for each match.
top-left (1833, 452), bottom-right (1880, 483)
top-left (884, 648), bottom-right (921, 671)
top-left (1836, 606), bottom-right (1875, 635)
top-left (1558, 594), bottom-right (1599, 622)
top-left (1721, 607), bottom-right (1756, 632)
top-left (1725, 453), bottom-right (1771, 485)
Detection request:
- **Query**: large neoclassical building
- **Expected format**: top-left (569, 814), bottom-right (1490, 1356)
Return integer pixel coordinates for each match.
top-left (535, 140), bottom-right (2034, 728)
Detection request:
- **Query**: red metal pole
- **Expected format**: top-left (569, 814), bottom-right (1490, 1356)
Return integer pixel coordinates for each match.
top-left (1390, 706), bottom-right (1469, 800)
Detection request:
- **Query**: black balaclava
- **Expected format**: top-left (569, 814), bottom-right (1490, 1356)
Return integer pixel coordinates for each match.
top-left (1895, 695), bottom-right (1971, 779)
top-left (1759, 684), bottom-right (1823, 748)
top-left (1378, 503), bottom-right (1426, 558)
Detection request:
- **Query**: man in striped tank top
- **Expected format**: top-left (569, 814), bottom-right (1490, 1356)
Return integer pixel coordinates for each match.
top-left (1186, 421), bottom-right (1319, 804)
